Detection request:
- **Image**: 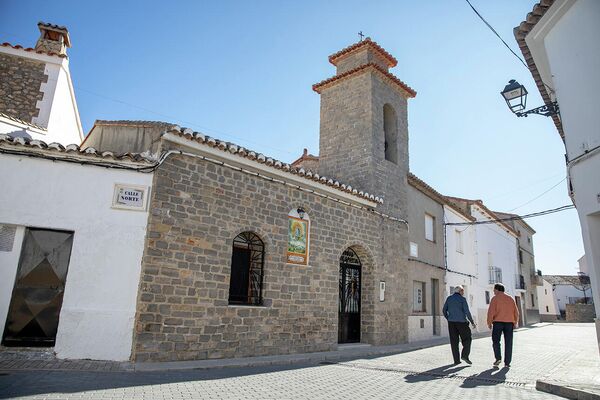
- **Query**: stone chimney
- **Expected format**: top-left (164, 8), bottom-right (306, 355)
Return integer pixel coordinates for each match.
top-left (35, 22), bottom-right (71, 56)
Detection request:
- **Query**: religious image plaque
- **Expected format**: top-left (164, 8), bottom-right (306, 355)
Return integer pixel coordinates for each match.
top-left (287, 216), bottom-right (309, 265)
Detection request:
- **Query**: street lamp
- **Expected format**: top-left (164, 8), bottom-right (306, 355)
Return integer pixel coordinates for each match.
top-left (500, 79), bottom-right (559, 117)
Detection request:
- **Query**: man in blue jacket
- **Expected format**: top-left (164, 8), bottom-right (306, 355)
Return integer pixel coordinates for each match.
top-left (443, 285), bottom-right (476, 365)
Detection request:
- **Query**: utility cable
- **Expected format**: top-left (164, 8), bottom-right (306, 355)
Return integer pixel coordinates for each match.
top-left (444, 204), bottom-right (575, 226)
top-left (464, 0), bottom-right (556, 94)
top-left (508, 177), bottom-right (566, 211)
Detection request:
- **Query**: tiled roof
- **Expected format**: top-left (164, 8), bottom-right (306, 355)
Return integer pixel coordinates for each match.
top-left (407, 173), bottom-right (475, 222)
top-left (313, 62), bottom-right (416, 97)
top-left (0, 42), bottom-right (67, 58)
top-left (38, 22), bottom-right (68, 32)
top-left (0, 111), bottom-right (47, 131)
top-left (514, 0), bottom-right (564, 140)
top-left (94, 120), bottom-right (177, 128)
top-left (329, 38), bottom-right (398, 68)
top-left (543, 275), bottom-right (590, 286)
top-left (493, 211), bottom-right (536, 234)
top-left (291, 148), bottom-right (319, 167)
top-left (445, 196), bottom-right (519, 236)
top-left (165, 126), bottom-right (383, 204)
top-left (0, 134), bottom-right (156, 164)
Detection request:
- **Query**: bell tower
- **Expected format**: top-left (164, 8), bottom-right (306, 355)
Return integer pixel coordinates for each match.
top-left (313, 38), bottom-right (416, 217)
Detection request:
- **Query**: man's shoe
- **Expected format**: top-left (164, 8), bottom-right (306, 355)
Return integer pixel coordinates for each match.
top-left (453, 360), bottom-right (461, 365)
top-left (493, 359), bottom-right (501, 366)
top-left (504, 364), bottom-right (511, 368)
top-left (461, 356), bottom-right (472, 365)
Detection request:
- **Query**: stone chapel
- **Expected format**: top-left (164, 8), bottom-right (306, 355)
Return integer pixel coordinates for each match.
top-left (128, 38), bottom-right (421, 362)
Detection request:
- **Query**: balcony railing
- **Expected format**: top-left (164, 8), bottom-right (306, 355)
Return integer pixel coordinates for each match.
top-left (489, 266), bottom-right (503, 284)
top-left (515, 274), bottom-right (526, 290)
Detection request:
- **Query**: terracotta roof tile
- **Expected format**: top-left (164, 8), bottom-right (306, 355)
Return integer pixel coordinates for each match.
top-left (407, 173), bottom-right (475, 222)
top-left (329, 38), bottom-right (398, 68)
top-left (1, 42), bottom-right (67, 58)
top-left (313, 62), bottom-right (416, 97)
top-left (0, 134), bottom-right (156, 164)
top-left (445, 196), bottom-right (520, 236)
top-left (165, 126), bottom-right (383, 204)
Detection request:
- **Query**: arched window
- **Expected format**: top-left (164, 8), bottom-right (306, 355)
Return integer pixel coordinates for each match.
top-left (383, 104), bottom-right (398, 164)
top-left (229, 232), bottom-right (264, 306)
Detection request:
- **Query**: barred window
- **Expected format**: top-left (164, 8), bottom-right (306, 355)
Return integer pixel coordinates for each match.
top-left (228, 232), bottom-right (264, 306)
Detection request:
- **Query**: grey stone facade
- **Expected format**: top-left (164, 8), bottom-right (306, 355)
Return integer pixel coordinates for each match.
top-left (132, 146), bottom-right (406, 362)
top-left (131, 39), bottom-right (417, 362)
top-left (0, 53), bottom-right (46, 122)
top-left (566, 304), bottom-right (596, 322)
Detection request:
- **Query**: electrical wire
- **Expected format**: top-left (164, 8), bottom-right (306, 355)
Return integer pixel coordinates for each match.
top-left (444, 204), bottom-right (575, 226)
top-left (464, 0), bottom-right (556, 94)
top-left (508, 177), bottom-right (566, 211)
top-left (464, 0), bottom-right (529, 70)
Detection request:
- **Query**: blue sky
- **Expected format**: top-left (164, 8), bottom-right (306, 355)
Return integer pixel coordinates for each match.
top-left (1, 0), bottom-right (583, 275)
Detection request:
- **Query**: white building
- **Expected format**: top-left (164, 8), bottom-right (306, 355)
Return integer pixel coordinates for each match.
top-left (515, 0), bottom-right (600, 346)
top-left (0, 23), bottom-right (83, 145)
top-left (0, 135), bottom-right (154, 361)
top-left (443, 205), bottom-right (480, 325)
top-left (537, 275), bottom-right (593, 321)
top-left (446, 197), bottom-right (522, 329)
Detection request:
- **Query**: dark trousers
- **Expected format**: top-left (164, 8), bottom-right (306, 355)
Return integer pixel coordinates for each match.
top-left (448, 321), bottom-right (472, 363)
top-left (492, 322), bottom-right (514, 364)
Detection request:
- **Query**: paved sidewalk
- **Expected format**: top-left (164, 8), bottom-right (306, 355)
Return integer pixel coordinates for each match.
top-left (0, 323), bottom-right (598, 399)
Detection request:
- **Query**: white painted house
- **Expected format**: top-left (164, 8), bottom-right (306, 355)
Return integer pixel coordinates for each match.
top-left (446, 198), bottom-right (522, 329)
top-left (443, 205), bottom-right (480, 325)
top-left (0, 135), bottom-right (154, 361)
top-left (515, 0), bottom-right (600, 345)
top-left (537, 275), bottom-right (593, 321)
top-left (0, 23), bottom-right (83, 145)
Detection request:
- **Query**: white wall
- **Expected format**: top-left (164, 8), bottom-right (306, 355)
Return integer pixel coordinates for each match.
top-left (40, 60), bottom-right (84, 145)
top-left (0, 154), bottom-right (152, 361)
top-left (553, 283), bottom-right (593, 312)
top-left (538, 279), bottom-right (560, 317)
top-left (443, 206), bottom-right (483, 326)
top-left (471, 206), bottom-right (519, 328)
top-left (408, 316), bottom-right (447, 342)
top-left (532, 0), bottom-right (600, 323)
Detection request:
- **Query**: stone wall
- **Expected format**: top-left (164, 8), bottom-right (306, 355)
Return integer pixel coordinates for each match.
top-left (0, 53), bottom-right (46, 122)
top-left (132, 144), bottom-right (409, 362)
top-left (566, 304), bottom-right (596, 322)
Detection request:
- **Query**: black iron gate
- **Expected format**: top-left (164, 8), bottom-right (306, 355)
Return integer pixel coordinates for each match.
top-left (338, 248), bottom-right (361, 343)
top-left (2, 228), bottom-right (73, 347)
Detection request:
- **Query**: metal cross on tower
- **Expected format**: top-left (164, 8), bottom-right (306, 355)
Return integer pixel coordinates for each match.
top-left (358, 31), bottom-right (364, 41)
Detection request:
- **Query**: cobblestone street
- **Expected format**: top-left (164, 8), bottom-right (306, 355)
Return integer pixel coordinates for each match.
top-left (0, 323), bottom-right (597, 399)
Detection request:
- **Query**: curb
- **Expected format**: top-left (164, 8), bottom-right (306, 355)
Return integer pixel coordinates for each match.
top-left (536, 380), bottom-right (600, 400)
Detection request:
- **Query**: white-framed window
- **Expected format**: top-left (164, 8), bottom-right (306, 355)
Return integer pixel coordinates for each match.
top-left (409, 242), bottom-right (418, 258)
top-left (413, 281), bottom-right (426, 312)
top-left (425, 214), bottom-right (435, 242)
top-left (455, 229), bottom-right (463, 253)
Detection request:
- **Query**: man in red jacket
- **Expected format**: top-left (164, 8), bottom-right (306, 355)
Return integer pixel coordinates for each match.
top-left (487, 283), bottom-right (519, 368)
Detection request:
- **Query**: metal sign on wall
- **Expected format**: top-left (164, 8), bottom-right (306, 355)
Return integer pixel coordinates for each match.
top-left (112, 184), bottom-right (149, 211)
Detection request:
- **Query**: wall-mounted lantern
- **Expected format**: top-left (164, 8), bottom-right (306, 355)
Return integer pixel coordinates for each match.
top-left (297, 207), bottom-right (306, 220)
top-left (501, 79), bottom-right (559, 117)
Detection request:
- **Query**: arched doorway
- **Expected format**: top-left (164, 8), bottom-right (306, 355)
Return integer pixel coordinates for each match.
top-left (338, 248), bottom-right (362, 343)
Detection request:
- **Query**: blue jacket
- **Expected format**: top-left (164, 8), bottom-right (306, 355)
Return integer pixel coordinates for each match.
top-left (443, 293), bottom-right (474, 324)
